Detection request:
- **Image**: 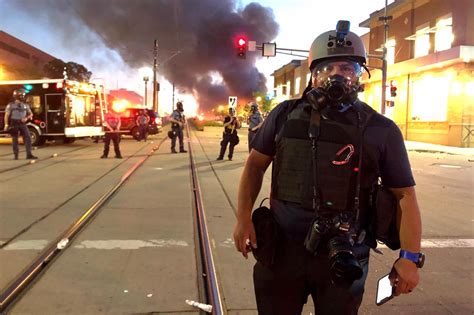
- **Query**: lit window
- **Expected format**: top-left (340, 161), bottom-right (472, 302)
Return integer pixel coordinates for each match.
top-left (386, 39), bottom-right (396, 65)
top-left (435, 16), bottom-right (453, 52)
top-left (414, 27), bottom-right (430, 58)
top-left (411, 75), bottom-right (448, 121)
top-left (286, 80), bottom-right (291, 96)
top-left (306, 72), bottom-right (311, 85)
top-left (295, 77), bottom-right (301, 95)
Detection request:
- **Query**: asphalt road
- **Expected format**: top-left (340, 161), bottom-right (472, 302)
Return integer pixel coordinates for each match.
top-left (0, 128), bottom-right (472, 314)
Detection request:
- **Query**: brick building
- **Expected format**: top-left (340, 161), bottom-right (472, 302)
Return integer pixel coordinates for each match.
top-left (272, 0), bottom-right (474, 147)
top-left (0, 30), bottom-right (55, 80)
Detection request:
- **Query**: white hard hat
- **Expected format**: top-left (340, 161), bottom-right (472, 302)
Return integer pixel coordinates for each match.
top-left (308, 29), bottom-right (366, 70)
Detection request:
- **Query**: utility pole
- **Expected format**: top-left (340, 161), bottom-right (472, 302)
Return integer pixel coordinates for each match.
top-left (143, 76), bottom-right (149, 107)
top-left (152, 40), bottom-right (158, 113)
top-left (379, 0), bottom-right (391, 115)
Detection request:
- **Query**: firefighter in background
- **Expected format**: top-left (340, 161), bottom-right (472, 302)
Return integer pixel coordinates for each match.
top-left (136, 109), bottom-right (150, 141)
top-left (217, 107), bottom-right (241, 161)
top-left (247, 103), bottom-right (263, 152)
top-left (169, 101), bottom-right (187, 153)
top-left (3, 89), bottom-right (38, 160)
top-left (101, 109), bottom-right (122, 159)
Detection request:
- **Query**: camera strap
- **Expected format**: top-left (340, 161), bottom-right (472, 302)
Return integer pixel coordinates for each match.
top-left (309, 108), bottom-right (322, 212)
top-left (354, 108), bottom-right (374, 222)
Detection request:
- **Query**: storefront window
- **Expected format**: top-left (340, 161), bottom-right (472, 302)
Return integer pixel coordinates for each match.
top-left (411, 75), bottom-right (448, 121)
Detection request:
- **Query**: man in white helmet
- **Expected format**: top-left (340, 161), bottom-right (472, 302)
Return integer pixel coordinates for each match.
top-left (233, 21), bottom-right (422, 314)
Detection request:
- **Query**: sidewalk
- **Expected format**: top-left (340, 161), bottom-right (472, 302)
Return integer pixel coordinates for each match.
top-left (405, 140), bottom-right (474, 156)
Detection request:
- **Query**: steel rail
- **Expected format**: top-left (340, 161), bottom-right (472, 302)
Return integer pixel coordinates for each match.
top-left (0, 141), bottom-right (152, 249)
top-left (185, 123), bottom-right (225, 314)
top-left (0, 136), bottom-right (167, 313)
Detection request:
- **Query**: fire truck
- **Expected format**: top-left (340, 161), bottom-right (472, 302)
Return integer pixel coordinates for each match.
top-left (0, 79), bottom-right (105, 146)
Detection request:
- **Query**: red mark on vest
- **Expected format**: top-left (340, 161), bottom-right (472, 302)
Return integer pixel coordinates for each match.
top-left (332, 144), bottom-right (355, 166)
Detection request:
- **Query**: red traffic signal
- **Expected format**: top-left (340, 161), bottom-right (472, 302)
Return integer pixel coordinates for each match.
top-left (390, 80), bottom-right (397, 97)
top-left (236, 36), bottom-right (247, 58)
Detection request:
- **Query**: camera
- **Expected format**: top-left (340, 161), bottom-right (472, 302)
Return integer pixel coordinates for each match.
top-left (304, 213), bottom-right (363, 284)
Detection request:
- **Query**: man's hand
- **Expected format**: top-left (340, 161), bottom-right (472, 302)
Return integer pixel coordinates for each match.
top-left (233, 218), bottom-right (257, 259)
top-left (392, 258), bottom-right (420, 296)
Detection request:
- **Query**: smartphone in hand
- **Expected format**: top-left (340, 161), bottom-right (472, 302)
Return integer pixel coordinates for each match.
top-left (376, 273), bottom-right (396, 306)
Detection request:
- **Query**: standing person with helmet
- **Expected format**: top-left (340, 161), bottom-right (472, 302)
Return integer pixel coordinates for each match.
top-left (233, 20), bottom-right (423, 314)
top-left (217, 107), bottom-right (240, 161)
top-left (3, 89), bottom-right (38, 160)
top-left (136, 109), bottom-right (150, 141)
top-left (169, 101), bottom-right (187, 153)
top-left (101, 109), bottom-right (122, 159)
top-left (247, 103), bottom-right (264, 152)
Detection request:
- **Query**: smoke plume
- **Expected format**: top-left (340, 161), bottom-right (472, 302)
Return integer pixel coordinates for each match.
top-left (8, 0), bottom-right (279, 110)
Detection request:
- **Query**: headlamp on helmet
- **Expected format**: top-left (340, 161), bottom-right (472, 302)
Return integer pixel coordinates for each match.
top-left (13, 89), bottom-right (27, 102)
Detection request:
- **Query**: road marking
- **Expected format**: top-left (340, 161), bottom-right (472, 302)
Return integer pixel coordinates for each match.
top-left (3, 239), bottom-right (188, 250)
top-left (377, 239), bottom-right (474, 249)
top-left (4, 239), bottom-right (473, 251)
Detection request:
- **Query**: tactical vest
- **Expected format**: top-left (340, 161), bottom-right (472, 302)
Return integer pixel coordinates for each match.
top-left (272, 100), bottom-right (379, 217)
top-left (171, 110), bottom-right (183, 129)
top-left (8, 102), bottom-right (29, 121)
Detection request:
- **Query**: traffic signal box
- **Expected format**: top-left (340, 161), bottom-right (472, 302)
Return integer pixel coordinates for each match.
top-left (390, 80), bottom-right (397, 97)
top-left (236, 36), bottom-right (247, 59)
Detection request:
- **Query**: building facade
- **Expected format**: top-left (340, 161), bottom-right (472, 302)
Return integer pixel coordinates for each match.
top-left (0, 31), bottom-right (55, 80)
top-left (272, 0), bottom-right (474, 147)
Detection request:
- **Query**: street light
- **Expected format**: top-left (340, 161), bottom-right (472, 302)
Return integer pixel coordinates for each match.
top-left (139, 67), bottom-right (153, 107)
top-left (255, 96), bottom-right (262, 103)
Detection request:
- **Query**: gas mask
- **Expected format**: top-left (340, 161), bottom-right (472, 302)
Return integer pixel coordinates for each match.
top-left (306, 59), bottom-right (362, 110)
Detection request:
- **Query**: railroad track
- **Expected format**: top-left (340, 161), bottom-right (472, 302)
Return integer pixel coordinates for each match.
top-left (0, 137), bottom-right (165, 312)
top-left (0, 126), bottom-right (228, 313)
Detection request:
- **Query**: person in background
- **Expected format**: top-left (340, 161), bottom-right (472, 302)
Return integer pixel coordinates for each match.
top-left (247, 103), bottom-right (264, 152)
top-left (3, 89), bottom-right (38, 160)
top-left (217, 107), bottom-right (240, 161)
top-left (169, 101), bottom-right (187, 153)
top-left (101, 109), bottom-right (122, 159)
top-left (136, 109), bottom-right (150, 141)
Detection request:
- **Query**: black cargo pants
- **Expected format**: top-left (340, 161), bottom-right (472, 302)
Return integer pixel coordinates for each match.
top-left (253, 237), bottom-right (369, 315)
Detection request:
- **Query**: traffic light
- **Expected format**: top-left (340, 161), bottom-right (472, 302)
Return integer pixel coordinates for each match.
top-left (390, 80), bottom-right (397, 97)
top-left (236, 36), bottom-right (247, 59)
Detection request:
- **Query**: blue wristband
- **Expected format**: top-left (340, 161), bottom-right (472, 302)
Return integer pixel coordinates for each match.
top-left (399, 250), bottom-right (425, 268)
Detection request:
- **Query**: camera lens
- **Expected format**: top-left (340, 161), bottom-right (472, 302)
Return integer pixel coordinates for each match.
top-left (327, 235), bottom-right (363, 284)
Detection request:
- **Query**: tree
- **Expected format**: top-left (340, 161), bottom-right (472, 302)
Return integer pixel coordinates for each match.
top-left (44, 59), bottom-right (92, 82)
top-left (252, 91), bottom-right (274, 114)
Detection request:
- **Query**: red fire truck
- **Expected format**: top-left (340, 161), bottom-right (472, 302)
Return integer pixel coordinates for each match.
top-left (0, 79), bottom-right (105, 145)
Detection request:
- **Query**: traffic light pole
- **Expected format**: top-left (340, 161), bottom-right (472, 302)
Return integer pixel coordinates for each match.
top-left (152, 40), bottom-right (158, 113)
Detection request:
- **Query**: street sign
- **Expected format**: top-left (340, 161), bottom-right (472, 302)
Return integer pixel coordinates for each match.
top-left (262, 43), bottom-right (277, 57)
top-left (228, 96), bottom-right (237, 107)
top-left (248, 41), bottom-right (257, 52)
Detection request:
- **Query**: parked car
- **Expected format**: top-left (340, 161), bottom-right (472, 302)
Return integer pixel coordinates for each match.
top-left (117, 108), bottom-right (162, 140)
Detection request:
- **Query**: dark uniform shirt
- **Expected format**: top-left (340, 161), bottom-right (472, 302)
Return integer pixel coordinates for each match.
top-left (252, 100), bottom-right (416, 242)
top-left (224, 116), bottom-right (238, 135)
